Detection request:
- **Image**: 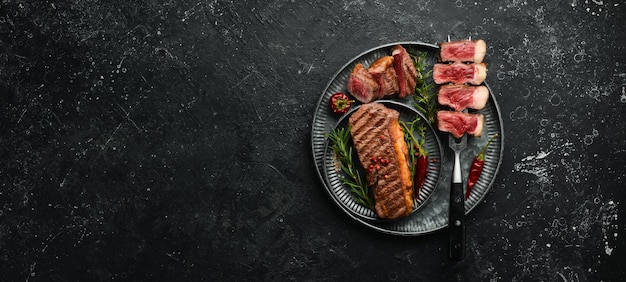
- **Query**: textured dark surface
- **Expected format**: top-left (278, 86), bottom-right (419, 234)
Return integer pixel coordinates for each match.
top-left (1, 0), bottom-right (625, 281)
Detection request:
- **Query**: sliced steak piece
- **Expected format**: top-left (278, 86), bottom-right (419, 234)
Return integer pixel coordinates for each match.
top-left (436, 110), bottom-right (484, 138)
top-left (367, 56), bottom-right (399, 99)
top-left (437, 84), bottom-right (489, 111)
top-left (349, 103), bottom-right (413, 219)
top-left (347, 63), bottom-right (379, 103)
top-left (392, 45), bottom-right (418, 98)
top-left (439, 39), bottom-right (487, 63)
top-left (433, 62), bottom-right (487, 85)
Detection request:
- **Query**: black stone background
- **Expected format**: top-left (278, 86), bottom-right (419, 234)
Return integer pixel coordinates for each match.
top-left (1, 0), bottom-right (625, 281)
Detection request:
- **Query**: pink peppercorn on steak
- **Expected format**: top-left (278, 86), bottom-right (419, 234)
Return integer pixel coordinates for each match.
top-left (348, 103), bottom-right (413, 219)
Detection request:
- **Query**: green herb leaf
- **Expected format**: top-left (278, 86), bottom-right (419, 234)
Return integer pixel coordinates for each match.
top-left (407, 49), bottom-right (437, 124)
top-left (327, 126), bottom-right (374, 209)
top-left (399, 115), bottom-right (429, 182)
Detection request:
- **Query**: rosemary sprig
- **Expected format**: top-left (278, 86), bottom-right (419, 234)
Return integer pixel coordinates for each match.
top-left (408, 50), bottom-right (437, 124)
top-left (399, 116), bottom-right (428, 180)
top-left (327, 126), bottom-right (374, 209)
top-left (400, 121), bottom-right (416, 179)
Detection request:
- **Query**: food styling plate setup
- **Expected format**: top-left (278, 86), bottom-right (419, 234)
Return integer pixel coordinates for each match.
top-left (322, 100), bottom-right (444, 222)
top-left (311, 41), bottom-right (504, 236)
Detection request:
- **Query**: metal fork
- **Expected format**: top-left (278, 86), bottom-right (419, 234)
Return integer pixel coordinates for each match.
top-left (448, 133), bottom-right (467, 261)
top-left (445, 34), bottom-right (472, 261)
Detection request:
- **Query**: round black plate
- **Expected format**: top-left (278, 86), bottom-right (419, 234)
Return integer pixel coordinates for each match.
top-left (311, 41), bottom-right (504, 235)
top-left (322, 100), bottom-right (443, 221)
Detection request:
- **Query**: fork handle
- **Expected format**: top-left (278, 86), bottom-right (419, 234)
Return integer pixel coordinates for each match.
top-left (449, 180), bottom-right (465, 261)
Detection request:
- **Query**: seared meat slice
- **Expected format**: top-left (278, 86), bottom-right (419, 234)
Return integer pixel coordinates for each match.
top-left (436, 110), bottom-right (484, 138)
top-left (437, 84), bottom-right (489, 111)
top-left (433, 62), bottom-right (487, 85)
top-left (392, 45), bottom-right (418, 98)
top-left (349, 103), bottom-right (413, 219)
top-left (347, 63), bottom-right (380, 103)
top-left (368, 56), bottom-right (399, 99)
top-left (439, 40), bottom-right (487, 63)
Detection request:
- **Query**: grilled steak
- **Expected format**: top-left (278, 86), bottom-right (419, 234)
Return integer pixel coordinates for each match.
top-left (347, 63), bottom-right (380, 103)
top-left (368, 56), bottom-right (399, 99)
top-left (437, 110), bottom-right (484, 138)
top-left (392, 45), bottom-right (418, 98)
top-left (349, 103), bottom-right (413, 219)
top-left (439, 40), bottom-right (487, 63)
top-left (433, 62), bottom-right (487, 85)
top-left (438, 84), bottom-right (489, 111)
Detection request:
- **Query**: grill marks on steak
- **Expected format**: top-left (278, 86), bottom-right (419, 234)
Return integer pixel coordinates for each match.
top-left (392, 45), bottom-right (418, 98)
top-left (438, 84), bottom-right (489, 111)
top-left (349, 103), bottom-right (413, 219)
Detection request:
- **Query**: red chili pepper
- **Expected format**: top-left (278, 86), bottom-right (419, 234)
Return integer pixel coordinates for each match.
top-left (400, 120), bottom-right (430, 198)
top-left (411, 127), bottom-right (429, 197)
top-left (414, 154), bottom-right (428, 196)
top-left (465, 133), bottom-right (498, 199)
top-left (329, 92), bottom-right (353, 114)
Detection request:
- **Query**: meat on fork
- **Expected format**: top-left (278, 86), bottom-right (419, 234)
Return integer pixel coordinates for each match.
top-left (436, 110), bottom-right (485, 138)
top-left (437, 84), bottom-right (489, 111)
top-left (433, 62), bottom-right (487, 85)
top-left (439, 39), bottom-right (487, 63)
